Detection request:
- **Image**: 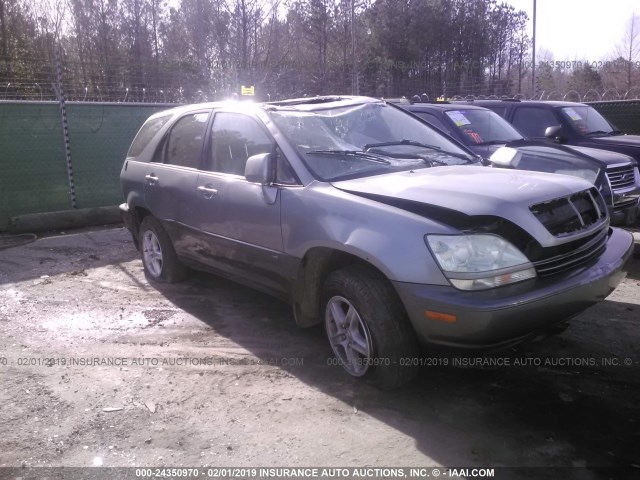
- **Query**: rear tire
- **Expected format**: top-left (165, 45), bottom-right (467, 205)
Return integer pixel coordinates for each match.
top-left (322, 264), bottom-right (420, 389)
top-left (139, 216), bottom-right (187, 283)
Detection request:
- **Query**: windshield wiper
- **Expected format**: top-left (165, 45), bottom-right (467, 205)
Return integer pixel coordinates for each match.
top-left (363, 139), bottom-right (443, 150)
top-left (586, 130), bottom-right (610, 136)
top-left (364, 139), bottom-right (474, 162)
top-left (476, 139), bottom-right (518, 145)
top-left (306, 150), bottom-right (390, 165)
top-left (607, 130), bottom-right (624, 136)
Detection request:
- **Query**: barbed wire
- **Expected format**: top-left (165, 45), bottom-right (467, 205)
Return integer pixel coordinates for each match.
top-left (443, 88), bottom-right (640, 102)
top-left (2, 54), bottom-right (639, 103)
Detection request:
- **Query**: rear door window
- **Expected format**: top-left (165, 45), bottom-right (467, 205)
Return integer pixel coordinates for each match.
top-left (163, 112), bottom-right (210, 168)
top-left (127, 114), bottom-right (172, 158)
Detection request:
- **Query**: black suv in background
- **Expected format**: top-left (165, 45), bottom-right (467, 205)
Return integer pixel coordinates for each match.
top-left (406, 100), bottom-right (640, 226)
top-left (401, 101), bottom-right (524, 159)
top-left (467, 100), bottom-right (640, 159)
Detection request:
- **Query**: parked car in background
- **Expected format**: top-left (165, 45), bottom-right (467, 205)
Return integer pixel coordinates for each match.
top-left (400, 101), bottom-right (522, 159)
top-left (465, 99), bottom-right (640, 160)
top-left (120, 96), bottom-right (633, 389)
top-left (467, 99), bottom-right (640, 224)
top-left (399, 100), bottom-right (640, 226)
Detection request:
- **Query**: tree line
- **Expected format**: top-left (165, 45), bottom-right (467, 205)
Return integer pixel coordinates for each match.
top-left (0, 0), bottom-right (637, 102)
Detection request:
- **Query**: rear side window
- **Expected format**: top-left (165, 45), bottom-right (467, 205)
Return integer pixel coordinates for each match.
top-left (163, 112), bottom-right (210, 168)
top-left (127, 114), bottom-right (172, 158)
top-left (512, 107), bottom-right (559, 138)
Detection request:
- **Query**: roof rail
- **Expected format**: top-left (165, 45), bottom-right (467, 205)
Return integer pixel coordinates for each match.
top-left (266, 96), bottom-right (347, 106)
top-left (382, 97), bottom-right (411, 104)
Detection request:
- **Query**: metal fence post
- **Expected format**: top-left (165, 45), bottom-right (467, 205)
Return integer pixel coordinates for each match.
top-left (54, 47), bottom-right (77, 209)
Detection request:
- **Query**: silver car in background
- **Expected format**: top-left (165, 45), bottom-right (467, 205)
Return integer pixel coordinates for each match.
top-left (120, 96), bottom-right (633, 389)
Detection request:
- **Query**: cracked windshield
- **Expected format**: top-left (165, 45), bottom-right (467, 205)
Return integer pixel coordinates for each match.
top-left (269, 102), bottom-right (475, 180)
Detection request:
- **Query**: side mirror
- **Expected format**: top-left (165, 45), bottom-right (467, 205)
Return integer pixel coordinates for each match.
top-left (477, 155), bottom-right (491, 166)
top-left (489, 147), bottom-right (522, 168)
top-left (545, 125), bottom-right (567, 143)
top-left (245, 153), bottom-right (272, 184)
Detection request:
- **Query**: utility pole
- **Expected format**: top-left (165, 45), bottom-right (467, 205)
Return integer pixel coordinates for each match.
top-left (531, 0), bottom-right (537, 96)
top-left (351, 0), bottom-right (357, 95)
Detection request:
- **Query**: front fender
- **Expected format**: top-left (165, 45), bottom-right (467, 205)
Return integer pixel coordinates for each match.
top-left (281, 183), bottom-right (451, 286)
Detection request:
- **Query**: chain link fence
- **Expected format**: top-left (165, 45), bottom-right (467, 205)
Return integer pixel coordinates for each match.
top-left (589, 100), bottom-right (640, 135)
top-left (0, 102), bottom-right (171, 231)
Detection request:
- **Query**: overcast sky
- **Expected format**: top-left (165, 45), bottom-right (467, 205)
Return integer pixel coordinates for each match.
top-left (504, 0), bottom-right (637, 61)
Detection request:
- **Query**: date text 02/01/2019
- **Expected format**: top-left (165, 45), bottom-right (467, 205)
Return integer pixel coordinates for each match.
top-left (133, 467), bottom-right (497, 478)
top-left (10, 356), bottom-right (305, 367)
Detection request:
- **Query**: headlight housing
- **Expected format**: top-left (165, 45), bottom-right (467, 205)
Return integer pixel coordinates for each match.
top-left (425, 234), bottom-right (536, 290)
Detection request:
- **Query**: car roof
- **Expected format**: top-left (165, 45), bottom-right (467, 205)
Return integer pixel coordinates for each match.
top-left (406, 103), bottom-right (491, 112)
top-left (144, 96), bottom-right (386, 121)
top-left (459, 99), bottom-right (588, 108)
top-left (144, 100), bottom-right (264, 121)
top-left (265, 95), bottom-right (381, 111)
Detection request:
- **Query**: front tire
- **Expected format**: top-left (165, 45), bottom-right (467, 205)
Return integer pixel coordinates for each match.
top-left (322, 264), bottom-right (420, 389)
top-left (139, 216), bottom-right (187, 283)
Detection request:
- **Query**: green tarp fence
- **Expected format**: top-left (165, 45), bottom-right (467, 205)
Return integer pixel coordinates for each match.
top-left (588, 100), bottom-right (640, 136)
top-left (0, 102), bottom-right (172, 231)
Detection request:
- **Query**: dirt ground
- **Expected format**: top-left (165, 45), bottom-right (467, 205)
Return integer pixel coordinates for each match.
top-left (0, 225), bottom-right (639, 476)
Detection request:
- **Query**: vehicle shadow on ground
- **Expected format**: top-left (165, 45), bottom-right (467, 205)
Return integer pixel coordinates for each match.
top-left (625, 242), bottom-right (640, 280)
top-left (0, 227), bottom-right (139, 286)
top-left (151, 264), bottom-right (640, 472)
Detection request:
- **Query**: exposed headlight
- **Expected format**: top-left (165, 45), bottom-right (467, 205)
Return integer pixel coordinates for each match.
top-left (554, 168), bottom-right (599, 184)
top-left (425, 234), bottom-right (536, 290)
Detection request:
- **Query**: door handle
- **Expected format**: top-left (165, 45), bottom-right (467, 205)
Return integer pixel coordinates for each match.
top-left (145, 174), bottom-right (159, 185)
top-left (197, 185), bottom-right (218, 198)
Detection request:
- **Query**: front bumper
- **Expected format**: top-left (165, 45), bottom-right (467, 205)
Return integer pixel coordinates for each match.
top-left (119, 203), bottom-right (134, 232)
top-left (610, 197), bottom-right (639, 226)
top-left (393, 227), bottom-right (634, 349)
top-left (119, 203), bottom-right (140, 249)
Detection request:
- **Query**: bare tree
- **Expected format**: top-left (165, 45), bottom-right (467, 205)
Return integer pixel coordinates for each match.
top-left (29, 0), bottom-right (66, 43)
top-left (618, 13), bottom-right (640, 91)
top-left (0, 0), bottom-right (10, 77)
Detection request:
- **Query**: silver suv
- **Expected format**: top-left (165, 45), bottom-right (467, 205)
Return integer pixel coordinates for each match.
top-left (120, 96), bottom-right (634, 389)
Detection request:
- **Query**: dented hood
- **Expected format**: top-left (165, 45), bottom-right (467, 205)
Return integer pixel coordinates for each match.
top-left (332, 166), bottom-right (596, 244)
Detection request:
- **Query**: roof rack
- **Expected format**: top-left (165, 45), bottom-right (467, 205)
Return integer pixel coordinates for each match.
top-left (456, 98), bottom-right (522, 103)
top-left (384, 97), bottom-right (451, 105)
top-left (266, 96), bottom-right (347, 106)
top-left (382, 97), bottom-right (411, 104)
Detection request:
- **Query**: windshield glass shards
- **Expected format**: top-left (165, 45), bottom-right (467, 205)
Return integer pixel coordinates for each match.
top-left (268, 102), bottom-right (475, 181)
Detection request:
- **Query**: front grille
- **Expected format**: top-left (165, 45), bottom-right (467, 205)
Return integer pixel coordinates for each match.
top-left (533, 227), bottom-right (609, 276)
top-left (529, 187), bottom-right (607, 237)
top-left (613, 197), bottom-right (640, 211)
top-left (607, 165), bottom-right (637, 191)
